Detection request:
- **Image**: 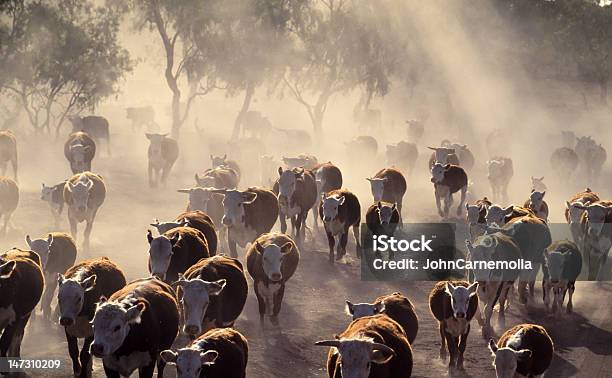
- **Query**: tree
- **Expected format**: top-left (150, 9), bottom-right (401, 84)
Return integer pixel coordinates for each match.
top-left (1, 1), bottom-right (132, 135)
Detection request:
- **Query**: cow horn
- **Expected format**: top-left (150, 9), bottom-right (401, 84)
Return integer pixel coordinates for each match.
top-left (315, 340), bottom-right (341, 347)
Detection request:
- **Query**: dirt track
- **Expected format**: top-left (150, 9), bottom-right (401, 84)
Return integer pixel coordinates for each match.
top-left (4, 132), bottom-right (612, 377)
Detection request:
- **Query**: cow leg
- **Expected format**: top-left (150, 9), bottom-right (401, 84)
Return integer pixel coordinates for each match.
top-left (0, 213), bottom-right (7, 235)
top-left (254, 282), bottom-right (266, 323)
top-left (137, 358), bottom-right (156, 378)
top-left (10, 157), bottom-right (17, 182)
top-left (542, 279), bottom-right (550, 310)
top-left (79, 336), bottom-right (94, 378)
top-left (352, 224), bottom-right (361, 258)
top-left (312, 205), bottom-right (319, 230)
top-left (290, 215), bottom-right (297, 237)
top-left (1, 314), bottom-right (29, 357)
top-left (397, 197), bottom-right (404, 228)
top-left (42, 272), bottom-right (57, 319)
top-left (102, 365), bottom-right (120, 378)
top-left (326, 232), bottom-right (335, 263)
top-left (457, 325), bottom-right (470, 370)
top-left (434, 190), bottom-right (444, 218)
top-left (156, 356), bottom-right (166, 378)
top-left (69, 215), bottom-right (78, 242)
top-left (337, 231), bottom-right (348, 261)
top-left (438, 322), bottom-right (447, 359)
top-left (83, 210), bottom-right (98, 251)
top-left (161, 163), bottom-right (172, 186)
top-left (456, 186), bottom-right (467, 216)
top-left (279, 213), bottom-right (288, 234)
top-left (445, 333), bottom-right (458, 368)
top-left (497, 283), bottom-right (511, 328)
top-left (65, 330), bottom-right (82, 376)
top-left (443, 192), bottom-right (452, 218)
top-left (566, 282), bottom-right (575, 313)
top-left (228, 232), bottom-right (238, 258)
top-left (272, 284), bottom-right (286, 317)
top-left (148, 163), bottom-right (155, 188)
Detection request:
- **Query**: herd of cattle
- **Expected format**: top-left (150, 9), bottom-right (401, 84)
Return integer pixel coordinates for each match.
top-left (0, 112), bottom-right (609, 378)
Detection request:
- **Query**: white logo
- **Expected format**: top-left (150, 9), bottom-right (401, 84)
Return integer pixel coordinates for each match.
top-left (372, 235), bottom-right (434, 252)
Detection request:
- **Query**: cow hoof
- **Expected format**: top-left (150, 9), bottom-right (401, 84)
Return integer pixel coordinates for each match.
top-left (270, 316), bottom-right (279, 326)
top-left (438, 210), bottom-right (445, 218)
top-left (566, 305), bottom-right (573, 314)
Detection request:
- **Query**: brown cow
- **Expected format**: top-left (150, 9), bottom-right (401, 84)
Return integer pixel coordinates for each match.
top-left (367, 168), bottom-right (407, 223)
top-left (65, 131), bottom-right (96, 174)
top-left (151, 210), bottom-right (218, 255)
top-left (63, 172), bottom-right (105, 249)
top-left (311, 162), bottom-right (343, 230)
top-left (430, 163), bottom-right (468, 218)
top-left (147, 133), bottom-right (179, 188)
top-left (0, 130), bottom-right (17, 181)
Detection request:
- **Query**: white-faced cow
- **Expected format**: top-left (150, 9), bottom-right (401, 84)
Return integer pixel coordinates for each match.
top-left (25, 232), bottom-right (77, 319)
top-left (0, 130), bottom-right (17, 181)
top-left (282, 154), bottom-right (318, 170)
top-left (465, 197), bottom-right (492, 240)
top-left (530, 176), bottom-right (547, 192)
top-left (430, 163), bottom-right (468, 219)
top-left (319, 189), bottom-right (361, 263)
top-left (487, 157), bottom-right (513, 203)
top-left (41, 181), bottom-right (67, 228)
top-left (0, 249), bottom-right (44, 358)
top-left (146, 226), bottom-right (211, 283)
top-left (152, 210), bottom-right (218, 255)
top-left (523, 190), bottom-right (549, 222)
top-left (489, 324), bottom-right (553, 378)
top-left (367, 168), bottom-right (407, 223)
top-left (146, 133), bottom-right (179, 188)
top-left (176, 255), bottom-right (248, 337)
top-left (0, 176), bottom-right (18, 235)
top-left (64, 131), bottom-right (96, 174)
top-left (57, 257), bottom-right (126, 377)
top-left (311, 162), bottom-right (343, 230)
top-left (68, 115), bottom-right (111, 155)
top-left (246, 233), bottom-right (299, 325)
top-left (427, 146), bottom-right (460, 170)
top-left (316, 314), bottom-right (413, 378)
top-left (161, 328), bottom-right (248, 378)
top-left (345, 292), bottom-right (418, 345)
top-left (89, 277), bottom-right (179, 378)
top-left (429, 281), bottom-right (478, 371)
top-left (212, 188), bottom-right (279, 258)
top-left (365, 202), bottom-right (400, 258)
top-left (63, 172), bottom-right (106, 250)
top-left (565, 188), bottom-right (600, 246)
top-left (542, 240), bottom-right (582, 315)
top-left (273, 167), bottom-right (317, 243)
top-left (573, 200), bottom-right (612, 280)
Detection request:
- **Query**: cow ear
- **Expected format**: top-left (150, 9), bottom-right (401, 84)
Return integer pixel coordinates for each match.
top-left (208, 279), bottom-right (226, 295)
top-left (468, 282), bottom-right (479, 296)
top-left (242, 192), bottom-right (258, 204)
top-left (541, 191), bottom-right (546, 197)
top-left (444, 164), bottom-right (451, 169)
top-left (145, 133), bottom-right (152, 140)
top-left (278, 167), bottom-right (283, 176)
top-left (47, 234), bottom-right (54, 246)
top-left (374, 301), bottom-right (385, 313)
top-left (488, 339), bottom-right (498, 355)
top-left (125, 302), bottom-right (145, 324)
top-left (25, 234), bottom-right (32, 247)
top-left (539, 176), bottom-right (544, 181)
top-left (200, 350), bottom-right (219, 365)
top-left (160, 350), bottom-right (177, 364)
top-left (170, 232), bottom-right (181, 246)
top-left (565, 201), bottom-right (571, 209)
top-left (255, 242), bottom-right (265, 254)
top-left (515, 349), bottom-right (532, 361)
top-left (280, 241), bottom-right (293, 254)
top-left (57, 273), bottom-right (66, 285)
top-left (81, 274), bottom-right (97, 292)
top-left (177, 189), bottom-right (192, 193)
top-left (222, 154), bottom-right (227, 160)
top-left (371, 344), bottom-right (395, 364)
top-left (147, 230), bottom-right (154, 243)
top-left (445, 282), bottom-right (456, 295)
top-left (338, 196), bottom-right (346, 205)
top-left (0, 260), bottom-right (16, 279)
top-left (345, 300), bottom-right (354, 315)
top-left (391, 203), bottom-right (397, 211)
top-left (503, 205), bottom-right (514, 214)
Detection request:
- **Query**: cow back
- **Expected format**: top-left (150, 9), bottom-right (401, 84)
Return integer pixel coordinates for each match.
top-left (497, 324), bottom-right (553, 376)
top-left (45, 232), bottom-right (77, 274)
top-left (243, 188), bottom-right (279, 234)
top-left (0, 248), bottom-right (44, 317)
top-left (175, 211), bottom-right (218, 255)
top-left (196, 328), bottom-right (248, 378)
top-left (246, 233), bottom-right (299, 284)
top-left (0, 176), bottom-right (18, 213)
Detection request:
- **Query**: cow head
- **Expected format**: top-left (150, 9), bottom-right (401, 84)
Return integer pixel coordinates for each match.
top-left (57, 273), bottom-right (96, 326)
top-left (315, 337), bottom-right (396, 378)
top-left (282, 156), bottom-right (308, 169)
top-left (278, 167), bottom-right (303, 206)
top-left (67, 177), bottom-right (94, 213)
top-left (445, 282), bottom-right (478, 319)
top-left (41, 183), bottom-right (55, 202)
top-left (465, 236), bottom-right (498, 281)
top-left (486, 159), bottom-right (507, 179)
top-left (25, 234), bottom-right (53, 268)
top-left (150, 218), bottom-right (189, 235)
top-left (173, 276), bottom-right (226, 337)
top-left (177, 187), bottom-right (214, 212)
top-left (366, 177), bottom-right (387, 202)
top-left (255, 241), bottom-right (293, 282)
top-left (90, 297), bottom-right (145, 357)
top-left (160, 347), bottom-right (218, 378)
top-left (430, 163), bottom-right (449, 184)
top-left (488, 339), bottom-right (532, 378)
top-left (212, 189), bottom-right (257, 227)
top-left (529, 190), bottom-right (546, 209)
top-left (544, 249), bottom-right (566, 283)
top-left (531, 176), bottom-right (546, 192)
top-left (428, 146), bottom-right (455, 164)
top-left (147, 230), bottom-right (180, 280)
top-left (69, 143), bottom-right (92, 172)
top-left (485, 205), bottom-right (513, 226)
top-left (345, 300), bottom-right (385, 320)
top-left (146, 133), bottom-right (168, 161)
top-left (67, 115), bottom-right (83, 131)
top-left (574, 202), bottom-right (611, 236)
top-left (565, 200), bottom-right (586, 224)
top-left (465, 203), bottom-right (481, 224)
top-left (210, 154), bottom-right (227, 168)
top-left (376, 202), bottom-right (396, 224)
top-left (321, 194), bottom-right (345, 222)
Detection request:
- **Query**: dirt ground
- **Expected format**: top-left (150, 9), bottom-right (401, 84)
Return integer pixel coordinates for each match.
top-left (3, 131), bottom-right (612, 377)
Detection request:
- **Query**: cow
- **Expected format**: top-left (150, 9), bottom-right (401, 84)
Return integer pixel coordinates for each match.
top-left (550, 147), bottom-right (578, 179)
top-left (367, 168), bottom-right (407, 223)
top-left (345, 292), bottom-right (418, 345)
top-left (405, 119), bottom-right (424, 142)
top-left (565, 188), bottom-right (600, 246)
top-left (64, 131), bottom-right (96, 174)
top-left (427, 146), bottom-right (460, 170)
top-left (523, 190), bottom-right (549, 222)
top-left (161, 328), bottom-right (248, 378)
top-left (441, 141), bottom-right (475, 171)
top-left (63, 172), bottom-right (106, 250)
top-left (429, 281), bottom-right (478, 370)
top-left (316, 314), bottom-right (413, 378)
top-left (0, 176), bottom-right (18, 235)
top-left (89, 277), bottom-right (179, 378)
top-left (489, 324), bottom-right (554, 378)
top-left (0, 130), bottom-right (17, 181)
top-left (210, 154), bottom-right (242, 179)
top-left (573, 200), bottom-right (612, 280)
top-left (430, 163), bottom-right (468, 218)
top-left (246, 233), bottom-right (299, 325)
top-left (365, 202), bottom-right (400, 258)
top-left (0, 248), bottom-right (44, 358)
top-left (25, 232), bottom-right (77, 319)
top-left (542, 240), bottom-right (582, 315)
top-left (273, 167), bottom-right (317, 242)
top-left (311, 162), bottom-right (342, 230)
top-left (41, 181), bottom-right (67, 227)
top-left (465, 197), bottom-right (492, 240)
top-left (212, 187), bottom-right (279, 258)
top-left (575, 136), bottom-right (607, 183)
top-left (242, 110), bottom-right (272, 138)
top-left (146, 226), bottom-right (211, 283)
top-left (151, 210), bottom-right (218, 254)
top-left (485, 204), bottom-right (533, 227)
top-left (386, 141), bottom-right (418, 176)
top-left (178, 187), bottom-right (225, 229)
top-left (126, 106), bottom-right (155, 131)
top-left (487, 157), bottom-right (513, 203)
top-left (57, 257), bottom-right (127, 377)
top-left (175, 255), bottom-right (248, 337)
top-left (465, 233), bottom-right (521, 337)
top-left (195, 166), bottom-right (240, 190)
top-left (530, 176), bottom-right (547, 192)
top-left (68, 115), bottom-right (111, 155)
top-left (319, 189), bottom-right (361, 263)
top-left (146, 133), bottom-right (179, 188)
top-left (282, 154), bottom-right (318, 170)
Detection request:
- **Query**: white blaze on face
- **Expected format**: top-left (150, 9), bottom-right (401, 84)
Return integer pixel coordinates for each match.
top-left (278, 169), bottom-right (298, 203)
top-left (147, 233), bottom-right (177, 280)
top-left (485, 205), bottom-right (512, 226)
top-left (566, 201), bottom-right (586, 224)
top-left (177, 278), bottom-right (226, 336)
top-left (345, 301), bottom-right (384, 320)
top-left (57, 273), bottom-right (96, 324)
top-left (315, 338), bottom-right (395, 378)
top-left (367, 178), bottom-right (386, 202)
top-left (68, 177), bottom-right (94, 213)
top-left (146, 133), bottom-right (167, 166)
top-left (25, 234), bottom-right (53, 268)
top-left (322, 195), bottom-right (345, 222)
top-left (445, 282), bottom-right (478, 318)
top-left (377, 202), bottom-right (396, 224)
top-left (430, 163), bottom-right (446, 184)
top-left (221, 190), bottom-right (257, 227)
top-left (584, 204), bottom-right (610, 235)
top-left (257, 242), bottom-right (292, 282)
top-left (489, 339), bottom-right (532, 378)
top-left (160, 348), bottom-right (218, 378)
top-left (90, 299), bottom-right (145, 357)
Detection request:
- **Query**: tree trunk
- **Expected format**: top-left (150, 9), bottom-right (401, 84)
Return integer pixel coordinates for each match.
top-left (231, 82), bottom-right (255, 140)
top-left (170, 89), bottom-right (182, 139)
